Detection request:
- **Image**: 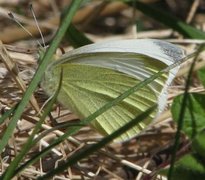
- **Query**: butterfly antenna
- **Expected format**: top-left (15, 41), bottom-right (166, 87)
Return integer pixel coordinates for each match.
top-left (8, 12), bottom-right (43, 48)
top-left (29, 4), bottom-right (46, 48)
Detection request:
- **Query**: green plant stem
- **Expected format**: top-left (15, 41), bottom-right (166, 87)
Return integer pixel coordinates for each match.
top-left (128, 1), bottom-right (205, 39)
top-left (1, 70), bottom-right (63, 180)
top-left (37, 105), bottom-right (157, 179)
top-left (13, 53), bottom-right (194, 177)
top-left (168, 45), bottom-right (205, 179)
top-left (0, 0), bottom-right (83, 154)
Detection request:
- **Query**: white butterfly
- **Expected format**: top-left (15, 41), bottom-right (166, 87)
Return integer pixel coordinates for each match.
top-left (42, 39), bottom-right (185, 141)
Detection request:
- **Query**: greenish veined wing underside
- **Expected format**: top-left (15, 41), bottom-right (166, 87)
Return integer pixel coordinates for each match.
top-left (42, 52), bottom-right (168, 141)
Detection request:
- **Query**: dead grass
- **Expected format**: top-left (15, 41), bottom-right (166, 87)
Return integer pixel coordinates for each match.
top-left (0, 0), bottom-right (205, 179)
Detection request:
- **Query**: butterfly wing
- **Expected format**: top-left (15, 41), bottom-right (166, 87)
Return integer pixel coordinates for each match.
top-left (42, 39), bottom-right (185, 141)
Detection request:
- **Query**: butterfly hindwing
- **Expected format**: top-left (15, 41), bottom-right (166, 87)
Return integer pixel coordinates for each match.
top-left (43, 53), bottom-right (167, 141)
top-left (42, 39), bottom-right (185, 141)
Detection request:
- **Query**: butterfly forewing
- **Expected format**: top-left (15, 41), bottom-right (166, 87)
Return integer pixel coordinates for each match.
top-left (43, 54), bottom-right (167, 141)
top-left (42, 39), bottom-right (185, 142)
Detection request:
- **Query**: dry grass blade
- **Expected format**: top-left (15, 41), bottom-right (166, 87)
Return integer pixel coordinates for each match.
top-left (0, 41), bottom-right (40, 112)
top-left (1, 1), bottom-right (205, 179)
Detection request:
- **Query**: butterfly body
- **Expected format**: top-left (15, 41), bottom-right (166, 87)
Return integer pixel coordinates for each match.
top-left (41, 39), bottom-right (185, 141)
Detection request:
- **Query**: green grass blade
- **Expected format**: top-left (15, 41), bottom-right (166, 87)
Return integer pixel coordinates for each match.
top-left (61, 6), bottom-right (93, 48)
top-left (1, 71), bottom-right (63, 180)
top-left (168, 44), bottom-right (205, 179)
top-left (14, 66), bottom-right (172, 176)
top-left (127, 1), bottom-right (205, 39)
top-left (64, 23), bottom-right (93, 48)
top-left (37, 104), bottom-right (157, 179)
top-left (0, 0), bottom-right (83, 154)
